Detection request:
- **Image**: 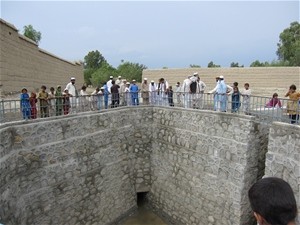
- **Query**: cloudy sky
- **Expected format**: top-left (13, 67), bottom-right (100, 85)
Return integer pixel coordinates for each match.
top-left (1, 1), bottom-right (299, 69)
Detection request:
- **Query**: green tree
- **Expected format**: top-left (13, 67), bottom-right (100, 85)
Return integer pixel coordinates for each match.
top-left (190, 64), bottom-right (201, 68)
top-left (23, 25), bottom-right (42, 44)
top-left (117, 61), bottom-right (147, 82)
top-left (207, 61), bottom-right (221, 68)
top-left (277, 21), bottom-right (300, 66)
top-left (230, 62), bottom-right (244, 67)
top-left (83, 50), bottom-right (107, 85)
top-left (250, 60), bottom-right (263, 67)
top-left (84, 50), bottom-right (107, 69)
top-left (90, 63), bottom-right (117, 87)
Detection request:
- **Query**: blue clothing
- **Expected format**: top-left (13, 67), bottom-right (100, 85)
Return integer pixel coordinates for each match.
top-left (231, 91), bottom-right (241, 112)
top-left (20, 93), bottom-right (31, 119)
top-left (103, 85), bottom-right (109, 109)
top-left (130, 84), bottom-right (139, 105)
top-left (217, 80), bottom-right (228, 112)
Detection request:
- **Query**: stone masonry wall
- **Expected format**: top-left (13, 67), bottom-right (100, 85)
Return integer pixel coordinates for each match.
top-left (148, 108), bottom-right (266, 225)
top-left (264, 122), bottom-right (300, 224)
top-left (3, 107), bottom-right (299, 225)
top-left (0, 19), bottom-right (84, 96)
top-left (0, 108), bottom-right (153, 225)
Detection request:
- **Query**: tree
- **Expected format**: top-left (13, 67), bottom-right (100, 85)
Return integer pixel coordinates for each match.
top-left (23, 25), bottom-right (42, 44)
top-left (117, 61), bottom-right (147, 82)
top-left (84, 50), bottom-right (107, 69)
top-left (230, 62), bottom-right (244, 67)
top-left (90, 63), bottom-right (117, 87)
top-left (207, 61), bottom-right (221, 68)
top-left (190, 64), bottom-right (201, 68)
top-left (276, 21), bottom-right (300, 66)
top-left (83, 50), bottom-right (107, 85)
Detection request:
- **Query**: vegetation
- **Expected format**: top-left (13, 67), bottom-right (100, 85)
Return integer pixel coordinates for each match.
top-left (207, 61), bottom-right (221, 68)
top-left (83, 50), bottom-right (147, 87)
top-left (276, 21), bottom-right (300, 66)
top-left (251, 21), bottom-right (300, 67)
top-left (23, 25), bottom-right (42, 44)
top-left (230, 62), bottom-right (244, 67)
top-left (190, 64), bottom-right (201, 68)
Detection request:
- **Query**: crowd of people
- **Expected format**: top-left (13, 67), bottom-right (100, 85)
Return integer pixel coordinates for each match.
top-left (19, 74), bottom-right (300, 124)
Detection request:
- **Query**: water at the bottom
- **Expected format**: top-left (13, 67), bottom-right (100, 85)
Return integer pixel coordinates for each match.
top-left (120, 205), bottom-right (167, 225)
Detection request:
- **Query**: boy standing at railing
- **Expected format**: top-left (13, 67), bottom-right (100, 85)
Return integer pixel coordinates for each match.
top-left (37, 85), bottom-right (49, 118)
top-left (241, 83), bottom-right (251, 115)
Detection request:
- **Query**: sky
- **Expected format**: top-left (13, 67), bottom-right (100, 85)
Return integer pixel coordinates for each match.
top-left (1, 1), bottom-right (299, 69)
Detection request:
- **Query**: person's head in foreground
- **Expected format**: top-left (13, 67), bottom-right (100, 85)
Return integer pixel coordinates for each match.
top-left (248, 177), bottom-right (297, 225)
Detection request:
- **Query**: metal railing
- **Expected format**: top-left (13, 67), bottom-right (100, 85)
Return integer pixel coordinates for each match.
top-left (1, 92), bottom-right (299, 125)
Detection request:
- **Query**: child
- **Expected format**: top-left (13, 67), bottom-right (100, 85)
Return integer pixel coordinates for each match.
top-left (63, 89), bottom-right (71, 115)
top-left (285, 84), bottom-right (300, 124)
top-left (55, 85), bottom-right (63, 116)
top-left (97, 87), bottom-right (104, 110)
top-left (48, 87), bottom-right (56, 116)
top-left (241, 83), bottom-right (251, 115)
top-left (29, 92), bottom-right (37, 119)
top-left (265, 93), bottom-right (282, 108)
top-left (248, 177), bottom-right (297, 225)
top-left (20, 87), bottom-right (31, 120)
top-left (37, 85), bottom-right (49, 118)
top-left (231, 86), bottom-right (241, 113)
top-left (167, 86), bottom-right (174, 107)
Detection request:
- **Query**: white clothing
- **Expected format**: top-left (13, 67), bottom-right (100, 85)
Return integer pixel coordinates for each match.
top-left (107, 79), bottom-right (113, 93)
top-left (65, 82), bottom-right (77, 113)
top-left (149, 83), bottom-right (158, 105)
top-left (181, 78), bottom-right (191, 108)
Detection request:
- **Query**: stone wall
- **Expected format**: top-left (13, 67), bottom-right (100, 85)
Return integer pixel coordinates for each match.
top-left (2, 107), bottom-right (299, 225)
top-left (0, 108), bottom-right (153, 225)
top-left (265, 122), bottom-right (300, 223)
top-left (0, 19), bottom-right (84, 96)
top-left (148, 108), bottom-right (266, 225)
top-left (142, 67), bottom-right (300, 97)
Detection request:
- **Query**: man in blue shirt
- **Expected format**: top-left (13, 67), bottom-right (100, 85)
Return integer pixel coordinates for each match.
top-left (130, 80), bottom-right (139, 106)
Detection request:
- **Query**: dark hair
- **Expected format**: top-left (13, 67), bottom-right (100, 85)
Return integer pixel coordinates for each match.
top-left (112, 80), bottom-right (115, 85)
top-left (41, 85), bottom-right (46, 90)
top-left (50, 87), bottom-right (55, 91)
top-left (248, 177), bottom-right (297, 225)
top-left (244, 83), bottom-right (249, 87)
top-left (82, 85), bottom-right (86, 90)
top-left (273, 93), bottom-right (278, 98)
top-left (289, 84), bottom-right (296, 90)
top-left (233, 82), bottom-right (238, 87)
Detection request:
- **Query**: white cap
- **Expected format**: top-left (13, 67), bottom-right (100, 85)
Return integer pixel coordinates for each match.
top-left (70, 77), bottom-right (76, 80)
top-left (219, 75), bottom-right (224, 79)
top-left (132, 79), bottom-right (136, 82)
top-left (118, 76), bottom-right (122, 78)
top-left (100, 87), bottom-right (105, 89)
top-left (144, 78), bottom-right (147, 80)
top-left (193, 72), bottom-right (198, 76)
top-left (110, 76), bottom-right (113, 79)
top-left (126, 82), bottom-right (130, 85)
top-left (151, 80), bottom-right (154, 83)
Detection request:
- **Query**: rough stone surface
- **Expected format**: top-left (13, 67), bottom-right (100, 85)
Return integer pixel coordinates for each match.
top-left (0, 108), bottom-right (152, 225)
top-left (148, 108), bottom-right (266, 225)
top-left (264, 122), bottom-right (300, 224)
top-left (1, 107), bottom-right (298, 225)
